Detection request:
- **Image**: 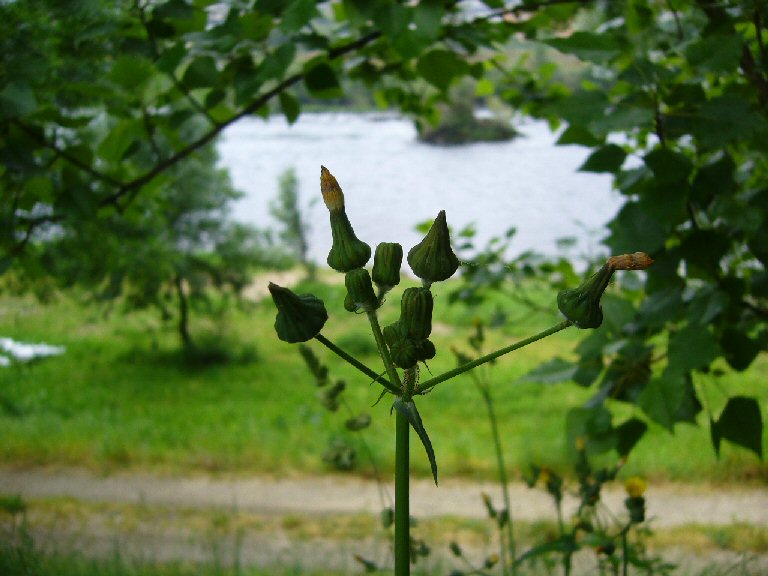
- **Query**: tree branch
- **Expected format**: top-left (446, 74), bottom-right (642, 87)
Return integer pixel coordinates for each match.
top-left (12, 120), bottom-right (122, 188)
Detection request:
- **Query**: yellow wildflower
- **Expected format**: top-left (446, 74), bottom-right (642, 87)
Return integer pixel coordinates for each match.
top-left (624, 476), bottom-right (647, 498)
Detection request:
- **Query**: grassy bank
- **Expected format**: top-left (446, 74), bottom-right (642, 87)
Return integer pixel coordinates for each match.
top-left (0, 273), bottom-right (766, 483)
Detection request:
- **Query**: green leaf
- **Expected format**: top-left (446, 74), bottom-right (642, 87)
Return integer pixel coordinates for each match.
top-left (521, 358), bottom-right (577, 384)
top-left (720, 329), bottom-right (763, 372)
top-left (556, 125), bottom-right (602, 147)
top-left (417, 49), bottom-right (470, 92)
top-left (615, 419), bottom-right (647, 457)
top-left (711, 396), bottom-right (763, 459)
top-left (638, 374), bottom-right (685, 432)
top-left (110, 56), bottom-right (155, 91)
top-left (566, 406), bottom-right (615, 454)
top-left (667, 324), bottom-right (720, 375)
top-left (515, 536), bottom-right (578, 566)
top-left (542, 31), bottom-right (620, 64)
top-left (606, 202), bottom-right (667, 255)
top-left (280, 0), bottom-right (318, 32)
top-left (550, 90), bottom-right (609, 126)
top-left (182, 56), bottom-right (218, 89)
top-left (279, 91), bottom-right (300, 125)
top-left (393, 398), bottom-right (438, 485)
top-left (578, 144), bottom-right (626, 173)
top-left (639, 287), bottom-right (684, 329)
top-left (693, 95), bottom-right (768, 148)
top-left (0, 83), bottom-right (37, 119)
top-left (644, 148), bottom-right (693, 184)
top-left (155, 42), bottom-right (187, 75)
top-left (97, 119), bottom-right (142, 162)
top-left (686, 34), bottom-right (742, 74)
top-left (304, 61), bottom-right (342, 98)
top-left (679, 230), bottom-right (730, 278)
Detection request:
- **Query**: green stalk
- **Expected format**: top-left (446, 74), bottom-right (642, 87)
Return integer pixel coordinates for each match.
top-left (314, 333), bottom-right (398, 394)
top-left (480, 383), bottom-right (515, 576)
top-left (366, 311), bottom-right (403, 392)
top-left (415, 320), bottom-right (572, 394)
top-left (366, 310), bottom-right (409, 575)
top-left (395, 408), bottom-right (410, 576)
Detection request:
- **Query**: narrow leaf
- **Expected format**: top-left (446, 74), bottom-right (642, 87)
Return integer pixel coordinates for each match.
top-left (393, 398), bottom-right (438, 485)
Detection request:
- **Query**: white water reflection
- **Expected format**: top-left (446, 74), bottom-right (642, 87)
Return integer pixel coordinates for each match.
top-left (218, 112), bottom-right (623, 263)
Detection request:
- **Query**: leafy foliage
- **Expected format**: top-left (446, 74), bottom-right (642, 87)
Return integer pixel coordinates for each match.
top-left (2, 0), bottom-right (766, 456)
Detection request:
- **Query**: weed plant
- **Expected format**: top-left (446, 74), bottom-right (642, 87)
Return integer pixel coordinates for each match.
top-left (267, 167), bottom-right (663, 575)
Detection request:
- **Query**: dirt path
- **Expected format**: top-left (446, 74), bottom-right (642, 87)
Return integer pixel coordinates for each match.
top-left (2, 467), bottom-right (768, 528)
top-left (3, 467), bottom-right (768, 574)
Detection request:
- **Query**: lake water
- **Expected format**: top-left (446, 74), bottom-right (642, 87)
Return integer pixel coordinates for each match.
top-left (218, 112), bottom-right (623, 264)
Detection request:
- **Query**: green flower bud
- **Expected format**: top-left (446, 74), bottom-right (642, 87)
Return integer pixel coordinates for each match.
top-left (321, 166), bottom-right (371, 272)
top-left (269, 283), bottom-right (328, 343)
top-left (557, 253), bottom-right (653, 329)
top-left (556, 263), bottom-right (614, 329)
top-left (372, 242), bottom-right (403, 291)
top-left (327, 211), bottom-right (372, 272)
top-left (389, 337), bottom-right (418, 369)
top-left (344, 268), bottom-right (377, 312)
top-left (343, 292), bottom-right (356, 313)
top-left (407, 210), bottom-right (460, 283)
top-left (399, 287), bottom-right (433, 340)
top-left (383, 321), bottom-right (406, 348)
top-left (414, 339), bottom-right (436, 362)
top-left (625, 496), bottom-right (646, 524)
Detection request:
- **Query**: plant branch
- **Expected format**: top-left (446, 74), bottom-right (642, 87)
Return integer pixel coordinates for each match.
top-left (415, 320), bottom-right (572, 394)
top-left (314, 333), bottom-right (398, 394)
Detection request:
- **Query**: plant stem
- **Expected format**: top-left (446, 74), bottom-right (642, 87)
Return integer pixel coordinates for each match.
top-left (366, 310), bottom-right (409, 575)
top-left (621, 526), bottom-right (629, 576)
top-left (415, 320), bottom-right (572, 394)
top-left (366, 311), bottom-right (403, 392)
top-left (314, 333), bottom-right (398, 394)
top-left (395, 408), bottom-right (410, 576)
top-left (480, 384), bottom-right (515, 576)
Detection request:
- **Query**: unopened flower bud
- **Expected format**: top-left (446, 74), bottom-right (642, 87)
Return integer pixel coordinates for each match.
top-left (407, 210), bottom-right (460, 283)
top-left (484, 554), bottom-right (499, 569)
top-left (414, 339), bottom-right (436, 362)
top-left (388, 336), bottom-right (418, 369)
top-left (399, 287), bottom-right (433, 340)
top-left (625, 496), bottom-right (646, 523)
top-left (344, 268), bottom-right (377, 312)
top-left (321, 166), bottom-right (371, 272)
top-left (372, 242), bottom-right (403, 291)
top-left (320, 165), bottom-right (344, 212)
top-left (607, 252), bottom-right (654, 271)
top-left (269, 283), bottom-right (328, 343)
top-left (557, 263), bottom-right (614, 329)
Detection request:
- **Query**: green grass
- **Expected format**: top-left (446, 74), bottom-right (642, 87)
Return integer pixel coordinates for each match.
top-left (0, 273), bottom-right (766, 484)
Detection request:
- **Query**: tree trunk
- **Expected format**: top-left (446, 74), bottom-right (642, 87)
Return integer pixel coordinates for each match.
top-left (174, 274), bottom-right (194, 350)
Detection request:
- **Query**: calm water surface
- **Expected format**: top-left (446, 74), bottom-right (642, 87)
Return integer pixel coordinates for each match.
top-left (218, 113), bottom-right (623, 263)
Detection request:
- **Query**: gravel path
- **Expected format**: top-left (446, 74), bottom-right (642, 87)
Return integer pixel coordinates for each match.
top-left (2, 467), bottom-right (767, 528)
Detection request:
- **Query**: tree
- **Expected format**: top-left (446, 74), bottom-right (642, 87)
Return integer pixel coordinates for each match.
top-left (2, 0), bottom-right (765, 453)
top-left (270, 167), bottom-right (315, 279)
top-left (45, 134), bottom-right (275, 350)
top-left (471, 0), bottom-right (768, 458)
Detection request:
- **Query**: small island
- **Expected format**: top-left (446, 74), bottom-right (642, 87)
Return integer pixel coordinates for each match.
top-left (416, 97), bottom-right (519, 146)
